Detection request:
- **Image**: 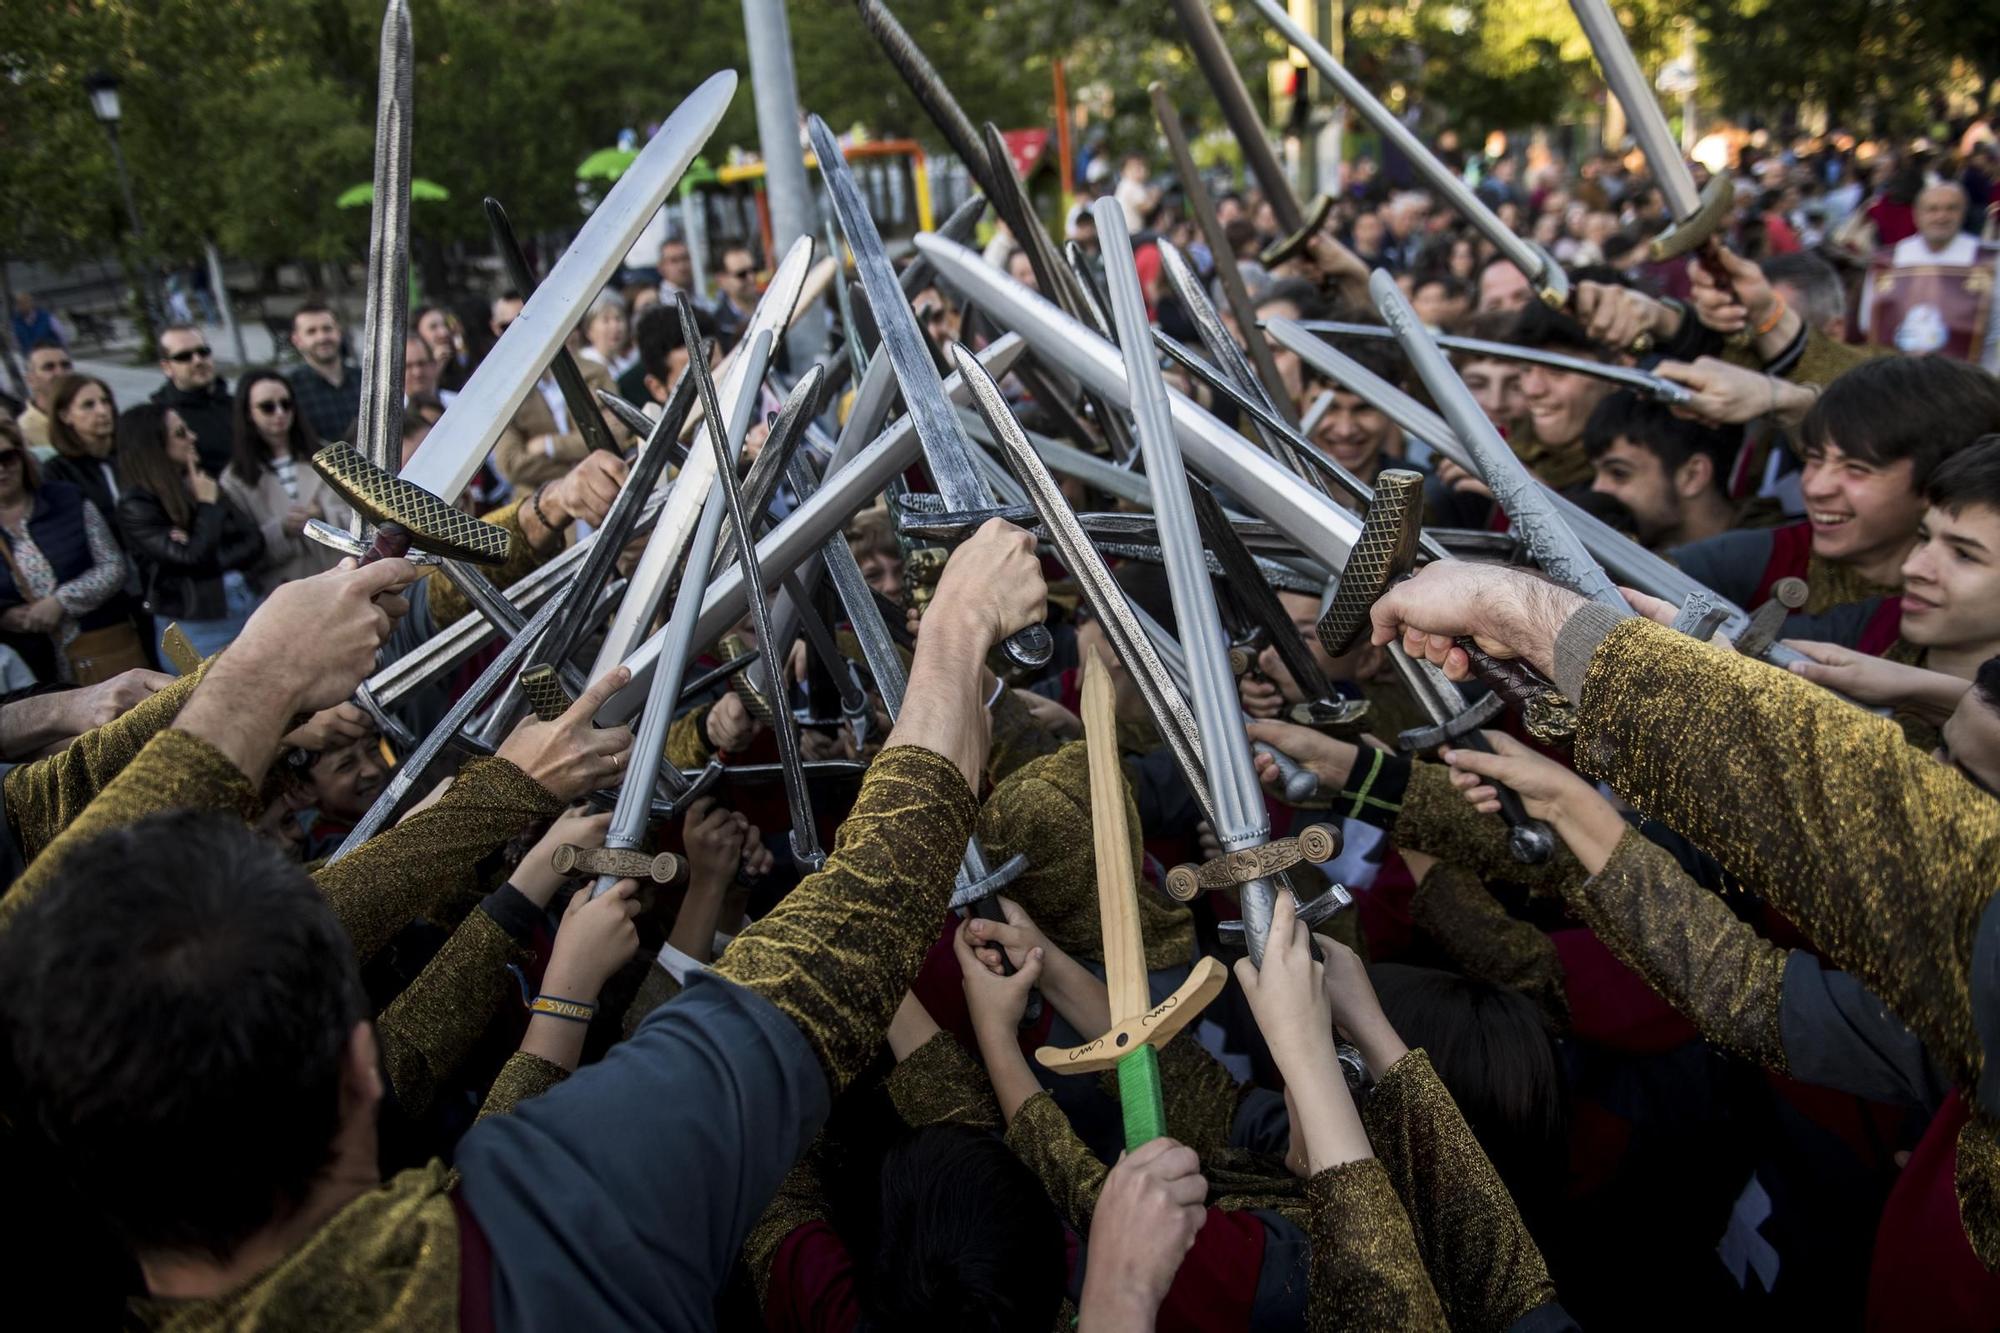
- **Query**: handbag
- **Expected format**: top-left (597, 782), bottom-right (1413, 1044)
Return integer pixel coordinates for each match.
top-left (0, 529), bottom-right (147, 685)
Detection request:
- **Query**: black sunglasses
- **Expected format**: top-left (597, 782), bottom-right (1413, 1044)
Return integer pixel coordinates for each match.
top-left (254, 398), bottom-right (295, 415)
top-left (165, 346), bottom-right (213, 363)
top-left (726, 267), bottom-right (755, 280)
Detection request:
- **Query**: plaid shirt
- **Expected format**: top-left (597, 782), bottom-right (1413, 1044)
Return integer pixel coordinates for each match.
top-left (287, 361), bottom-right (363, 444)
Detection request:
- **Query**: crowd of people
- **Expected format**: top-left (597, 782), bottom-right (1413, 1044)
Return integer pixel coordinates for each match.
top-left (0, 60), bottom-right (1998, 1333)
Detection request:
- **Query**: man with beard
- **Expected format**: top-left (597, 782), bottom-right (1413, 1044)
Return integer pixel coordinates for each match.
top-left (1583, 392), bottom-right (1770, 551)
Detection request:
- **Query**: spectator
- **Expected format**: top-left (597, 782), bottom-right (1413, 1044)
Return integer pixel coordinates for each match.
top-left (1859, 182), bottom-right (2000, 370)
top-left (150, 324), bottom-right (234, 474)
top-left (114, 403), bottom-right (264, 662)
top-left (1114, 153), bottom-right (1160, 235)
top-left (1583, 390), bottom-right (1749, 550)
top-left (401, 333), bottom-right (446, 407)
top-left (284, 303), bottom-right (362, 445)
top-left (708, 245), bottom-right (759, 350)
top-left (1761, 251), bottom-right (1848, 341)
top-left (10, 292), bottom-right (63, 352)
top-left (413, 304), bottom-right (471, 394)
top-left (577, 292), bottom-right (636, 379)
top-left (1411, 274), bottom-right (1472, 330)
top-left (16, 339), bottom-right (73, 457)
top-left (222, 368), bottom-right (351, 591)
top-left (657, 237), bottom-right (697, 305)
top-left (632, 301), bottom-right (720, 406)
top-left (493, 291), bottom-right (618, 490)
top-left (43, 374), bottom-right (123, 531)
top-left (0, 417), bottom-right (134, 684)
top-left (1507, 302), bottom-right (1618, 490)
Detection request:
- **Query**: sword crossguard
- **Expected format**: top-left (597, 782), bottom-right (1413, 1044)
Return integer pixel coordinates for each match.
top-left (552, 844), bottom-right (687, 886)
top-left (1732, 576), bottom-right (1808, 660)
top-left (1033, 956), bottom-right (1230, 1075)
top-left (311, 443), bottom-right (512, 565)
top-left (947, 852), bottom-right (1032, 912)
top-left (518, 664), bottom-right (574, 724)
top-left (1286, 697), bottom-right (1371, 735)
top-left (1648, 174), bottom-right (1738, 264)
top-left (1165, 824), bottom-right (1341, 902)
top-left (160, 623), bottom-right (201, 677)
top-left (1396, 687), bottom-right (1507, 753)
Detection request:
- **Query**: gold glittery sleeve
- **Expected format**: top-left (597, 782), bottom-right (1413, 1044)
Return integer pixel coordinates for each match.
top-left (712, 744), bottom-right (978, 1095)
top-left (375, 906), bottom-right (533, 1119)
top-left (1, 727), bottom-right (261, 930)
top-left (884, 1030), bottom-right (1002, 1131)
top-left (978, 740), bottom-right (1196, 971)
top-left (1396, 761), bottom-right (1586, 897)
top-left (1307, 1159), bottom-right (1448, 1333)
top-left (1158, 1032), bottom-right (1243, 1156)
top-left (1570, 827), bottom-right (1788, 1069)
top-left (425, 499), bottom-right (535, 631)
top-left (474, 1051), bottom-right (570, 1122)
top-left (986, 684), bottom-right (1062, 787)
top-left (1004, 1089), bottom-right (1110, 1234)
top-left (1956, 1113), bottom-right (2000, 1271)
top-left (313, 755), bottom-right (564, 966)
top-left (743, 1147), bottom-right (833, 1307)
top-left (666, 705), bottom-right (713, 770)
top-left (1409, 864), bottom-right (1571, 1032)
top-left (1788, 323), bottom-right (1881, 387)
top-left (1361, 1049), bottom-right (1558, 1333)
top-left (2, 658), bottom-right (210, 862)
top-left (1574, 616), bottom-right (1996, 1093)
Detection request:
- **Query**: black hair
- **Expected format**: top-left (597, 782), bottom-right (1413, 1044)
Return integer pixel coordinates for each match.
top-left (1924, 434), bottom-right (2000, 514)
top-left (1973, 653), bottom-right (2000, 711)
top-left (635, 301), bottom-right (719, 385)
top-left (1255, 276), bottom-right (1332, 323)
top-left (229, 366), bottom-right (323, 485)
top-left (27, 336), bottom-right (64, 357)
top-left (1583, 390), bottom-right (1740, 489)
top-left (850, 1124), bottom-right (1066, 1332)
top-left (1369, 962), bottom-right (1567, 1212)
top-left (1413, 273), bottom-right (1471, 306)
top-left (1504, 299), bottom-right (1607, 361)
top-left (1799, 356), bottom-right (2000, 487)
top-left (289, 301), bottom-right (335, 334)
top-left (0, 812), bottom-right (368, 1262)
top-left (1302, 321), bottom-right (1404, 393)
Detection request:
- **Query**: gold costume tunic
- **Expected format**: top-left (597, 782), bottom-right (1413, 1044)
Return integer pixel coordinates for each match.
top-left (1559, 610), bottom-right (2000, 1266)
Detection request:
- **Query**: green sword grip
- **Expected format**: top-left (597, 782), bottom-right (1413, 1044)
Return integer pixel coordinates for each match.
top-left (1116, 1043), bottom-right (1167, 1151)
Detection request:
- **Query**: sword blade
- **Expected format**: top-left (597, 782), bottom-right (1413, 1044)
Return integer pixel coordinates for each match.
top-left (1368, 271), bottom-right (1626, 611)
top-left (590, 233), bottom-right (812, 681)
top-left (1094, 197), bottom-right (1277, 959)
top-left (1567, 0), bottom-right (1701, 219)
top-left (1246, 0), bottom-right (1567, 306)
top-left (1170, 0), bottom-right (1303, 232)
top-left (1295, 319), bottom-right (1693, 406)
top-left (356, 0), bottom-right (413, 476)
top-left (806, 113), bottom-right (1051, 668)
top-left (402, 70), bottom-right (735, 503)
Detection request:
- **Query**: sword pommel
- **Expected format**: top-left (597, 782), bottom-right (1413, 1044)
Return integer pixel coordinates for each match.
top-left (1317, 468), bottom-right (1427, 657)
top-left (1648, 173), bottom-right (1736, 264)
top-left (311, 444), bottom-right (512, 564)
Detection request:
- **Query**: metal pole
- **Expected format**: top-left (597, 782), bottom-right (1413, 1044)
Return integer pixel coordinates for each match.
top-left (204, 241), bottom-right (248, 366)
top-left (742, 0), bottom-right (821, 369)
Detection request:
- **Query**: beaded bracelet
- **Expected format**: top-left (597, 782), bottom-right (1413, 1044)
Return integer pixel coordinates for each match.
top-left (528, 994), bottom-right (597, 1024)
top-left (529, 483), bottom-right (557, 532)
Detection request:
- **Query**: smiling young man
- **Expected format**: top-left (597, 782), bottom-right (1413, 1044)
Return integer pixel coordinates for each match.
top-left (1673, 355), bottom-right (2000, 616)
top-left (1583, 391), bottom-right (1757, 551)
top-left (1505, 302), bottom-right (1615, 492)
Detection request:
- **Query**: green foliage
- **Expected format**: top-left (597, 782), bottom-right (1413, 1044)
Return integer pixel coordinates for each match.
top-left (0, 0), bottom-right (1988, 276)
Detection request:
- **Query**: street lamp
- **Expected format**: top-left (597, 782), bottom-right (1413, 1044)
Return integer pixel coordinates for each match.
top-left (83, 71), bottom-right (158, 345)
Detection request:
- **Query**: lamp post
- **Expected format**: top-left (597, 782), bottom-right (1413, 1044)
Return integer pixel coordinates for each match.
top-left (84, 72), bottom-right (159, 346)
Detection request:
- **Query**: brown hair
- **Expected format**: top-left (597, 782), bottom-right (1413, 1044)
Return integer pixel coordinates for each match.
top-left (46, 373), bottom-right (118, 461)
top-left (116, 404), bottom-right (193, 528)
top-left (0, 417), bottom-right (41, 493)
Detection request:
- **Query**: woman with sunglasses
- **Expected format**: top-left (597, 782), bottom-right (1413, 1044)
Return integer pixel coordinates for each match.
top-left (43, 373), bottom-right (125, 536)
top-left (222, 368), bottom-right (353, 589)
top-left (0, 416), bottom-right (136, 684)
top-left (114, 403), bottom-right (265, 663)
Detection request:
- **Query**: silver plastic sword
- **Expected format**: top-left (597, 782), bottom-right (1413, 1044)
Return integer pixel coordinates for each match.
top-left (806, 112), bottom-right (1052, 671)
top-left (1094, 196), bottom-right (1282, 965)
top-left (588, 327), bottom-right (774, 901)
top-left (1296, 320), bottom-right (1694, 406)
top-left (1245, 0), bottom-right (1568, 308)
top-left (355, 0), bottom-right (413, 479)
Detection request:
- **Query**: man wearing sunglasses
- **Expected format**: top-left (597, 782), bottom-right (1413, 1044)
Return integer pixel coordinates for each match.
top-left (16, 339), bottom-right (73, 456)
top-left (709, 244), bottom-right (759, 350)
top-left (150, 323), bottom-right (235, 474)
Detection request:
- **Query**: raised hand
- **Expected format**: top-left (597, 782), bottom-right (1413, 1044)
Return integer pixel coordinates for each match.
top-left (703, 688), bottom-right (760, 755)
top-left (496, 666), bottom-right (636, 802)
top-left (925, 519), bottom-right (1048, 651)
top-left (230, 557), bottom-right (417, 715)
top-left (953, 915), bottom-right (1044, 1039)
top-left (1076, 1139), bottom-right (1208, 1332)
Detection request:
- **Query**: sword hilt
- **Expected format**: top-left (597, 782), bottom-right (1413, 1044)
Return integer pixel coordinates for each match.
top-left (1165, 824), bottom-right (1341, 901)
top-left (311, 443), bottom-right (512, 565)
